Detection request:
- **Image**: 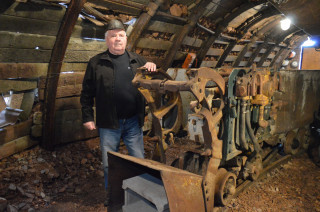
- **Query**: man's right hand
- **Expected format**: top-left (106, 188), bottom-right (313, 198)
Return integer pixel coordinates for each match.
top-left (83, 121), bottom-right (96, 130)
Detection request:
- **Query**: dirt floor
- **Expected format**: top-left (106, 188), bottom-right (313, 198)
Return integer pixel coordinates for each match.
top-left (0, 136), bottom-right (320, 212)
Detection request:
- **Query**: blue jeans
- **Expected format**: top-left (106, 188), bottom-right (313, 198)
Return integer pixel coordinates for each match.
top-left (99, 115), bottom-right (144, 190)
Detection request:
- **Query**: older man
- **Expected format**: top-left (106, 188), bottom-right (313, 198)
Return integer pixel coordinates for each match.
top-left (80, 19), bottom-right (156, 204)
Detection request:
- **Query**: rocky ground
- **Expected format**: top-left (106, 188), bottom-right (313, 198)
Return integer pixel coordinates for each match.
top-left (0, 136), bottom-right (319, 212)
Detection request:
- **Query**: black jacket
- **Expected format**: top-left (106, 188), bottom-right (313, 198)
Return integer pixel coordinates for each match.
top-left (80, 50), bottom-right (147, 129)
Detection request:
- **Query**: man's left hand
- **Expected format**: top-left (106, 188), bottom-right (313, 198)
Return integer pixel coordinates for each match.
top-left (143, 62), bottom-right (157, 72)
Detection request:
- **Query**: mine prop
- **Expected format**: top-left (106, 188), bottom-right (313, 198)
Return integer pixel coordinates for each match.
top-left (107, 67), bottom-right (312, 212)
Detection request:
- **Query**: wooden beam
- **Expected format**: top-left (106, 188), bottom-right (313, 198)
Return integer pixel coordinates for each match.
top-left (0, 48), bottom-right (52, 63)
top-left (39, 72), bottom-right (85, 89)
top-left (216, 9), bottom-right (277, 68)
top-left (257, 28), bottom-right (301, 67)
top-left (147, 20), bottom-right (183, 34)
top-left (55, 96), bottom-right (81, 111)
top-left (0, 135), bottom-right (38, 160)
top-left (196, 1), bottom-right (264, 67)
top-left (64, 49), bottom-right (103, 62)
top-left (0, 120), bottom-right (33, 146)
top-left (0, 63), bottom-right (48, 79)
top-left (233, 17), bottom-right (281, 67)
top-left (0, 31), bottom-right (56, 49)
top-left (0, 80), bottom-right (37, 93)
top-left (162, 0), bottom-right (211, 70)
top-left (39, 84), bottom-right (82, 100)
top-left (127, 0), bottom-right (164, 51)
top-left (3, 1), bottom-right (66, 22)
top-left (42, 0), bottom-right (87, 150)
top-left (136, 38), bottom-right (172, 50)
top-left (0, 15), bottom-right (61, 36)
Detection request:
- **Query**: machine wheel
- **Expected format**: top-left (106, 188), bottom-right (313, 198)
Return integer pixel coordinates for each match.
top-left (215, 168), bottom-right (237, 206)
top-left (284, 131), bottom-right (300, 155)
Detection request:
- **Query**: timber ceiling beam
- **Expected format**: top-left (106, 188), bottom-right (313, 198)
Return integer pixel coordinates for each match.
top-left (126, 0), bottom-right (166, 51)
top-left (196, 0), bottom-right (266, 67)
top-left (257, 27), bottom-right (301, 67)
top-left (216, 7), bottom-right (279, 67)
top-left (42, 0), bottom-right (86, 150)
top-left (162, 0), bottom-right (212, 71)
top-left (271, 34), bottom-right (307, 69)
top-left (233, 16), bottom-right (281, 66)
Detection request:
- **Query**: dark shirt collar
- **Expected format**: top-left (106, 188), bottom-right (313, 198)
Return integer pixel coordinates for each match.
top-left (100, 49), bottom-right (138, 63)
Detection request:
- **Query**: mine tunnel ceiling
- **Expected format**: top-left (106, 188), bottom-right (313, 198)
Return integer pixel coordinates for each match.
top-left (81, 0), bottom-right (318, 47)
top-left (269, 0), bottom-right (320, 37)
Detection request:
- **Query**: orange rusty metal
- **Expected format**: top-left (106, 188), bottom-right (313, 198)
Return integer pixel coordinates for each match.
top-left (132, 67), bottom-right (226, 211)
top-left (107, 151), bottom-right (205, 212)
top-left (132, 69), bottom-right (183, 163)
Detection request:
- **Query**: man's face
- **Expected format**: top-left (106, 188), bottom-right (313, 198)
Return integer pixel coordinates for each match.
top-left (106, 29), bottom-right (127, 55)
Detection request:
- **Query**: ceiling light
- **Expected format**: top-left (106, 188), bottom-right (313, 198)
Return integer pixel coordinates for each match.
top-left (280, 18), bottom-right (291, 30)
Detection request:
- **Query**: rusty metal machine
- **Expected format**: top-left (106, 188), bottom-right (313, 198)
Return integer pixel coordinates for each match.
top-left (107, 67), bottom-right (320, 212)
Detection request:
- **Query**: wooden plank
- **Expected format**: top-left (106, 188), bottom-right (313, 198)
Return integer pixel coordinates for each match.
top-left (0, 96), bottom-right (6, 111)
top-left (254, 57), bottom-right (261, 62)
top-left (64, 50), bottom-right (102, 62)
top-left (87, 0), bottom-right (141, 15)
top-left (71, 24), bottom-right (106, 39)
top-left (262, 62), bottom-right (271, 67)
top-left (0, 48), bottom-right (52, 63)
top-left (0, 80), bottom-right (37, 93)
top-left (42, 0), bottom-right (86, 150)
top-left (232, 45), bottom-right (245, 52)
top-left (0, 119), bottom-right (33, 145)
top-left (39, 84), bottom-right (82, 100)
top-left (55, 109), bottom-right (82, 124)
top-left (147, 20), bottom-right (183, 34)
top-left (0, 63), bottom-right (48, 79)
top-left (0, 135), bottom-right (38, 160)
top-left (61, 63), bottom-right (87, 72)
top-left (3, 1), bottom-right (66, 22)
top-left (0, 31), bottom-right (56, 49)
top-left (39, 72), bottom-right (85, 89)
top-left (225, 55), bottom-right (237, 62)
top-left (238, 61), bottom-right (248, 67)
top-left (182, 36), bottom-right (202, 47)
top-left (206, 48), bottom-right (224, 56)
top-left (136, 38), bottom-right (172, 50)
top-left (200, 61), bottom-right (218, 68)
top-left (0, 15), bottom-right (61, 36)
top-left (54, 120), bottom-right (98, 144)
top-left (55, 96), bottom-right (81, 111)
top-left (244, 51), bottom-right (252, 57)
top-left (19, 91), bottom-right (35, 121)
top-left (67, 37), bottom-right (107, 51)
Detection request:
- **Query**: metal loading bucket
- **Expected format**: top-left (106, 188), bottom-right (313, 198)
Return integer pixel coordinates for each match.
top-left (107, 151), bottom-right (205, 212)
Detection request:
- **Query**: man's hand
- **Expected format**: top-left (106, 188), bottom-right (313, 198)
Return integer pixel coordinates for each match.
top-left (83, 121), bottom-right (96, 130)
top-left (142, 62), bottom-right (157, 72)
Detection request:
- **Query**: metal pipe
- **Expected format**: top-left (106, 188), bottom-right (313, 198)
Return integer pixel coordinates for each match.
top-left (245, 104), bottom-right (262, 154)
top-left (239, 100), bottom-right (249, 151)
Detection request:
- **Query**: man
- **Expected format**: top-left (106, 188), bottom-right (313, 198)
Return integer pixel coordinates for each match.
top-left (80, 19), bottom-right (156, 204)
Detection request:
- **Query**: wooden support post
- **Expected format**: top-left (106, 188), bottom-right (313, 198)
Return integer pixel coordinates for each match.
top-left (246, 43), bottom-right (265, 67)
top-left (126, 0), bottom-right (165, 51)
top-left (162, 0), bottom-right (211, 71)
top-left (42, 0), bottom-right (86, 150)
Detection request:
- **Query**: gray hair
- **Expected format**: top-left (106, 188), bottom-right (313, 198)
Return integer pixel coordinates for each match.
top-left (105, 30), bottom-right (127, 40)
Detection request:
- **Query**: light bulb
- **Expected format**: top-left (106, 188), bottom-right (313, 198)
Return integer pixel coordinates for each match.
top-left (280, 18), bottom-right (291, 30)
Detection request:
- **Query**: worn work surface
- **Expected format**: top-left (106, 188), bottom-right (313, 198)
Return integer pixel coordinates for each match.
top-left (0, 137), bottom-right (319, 212)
